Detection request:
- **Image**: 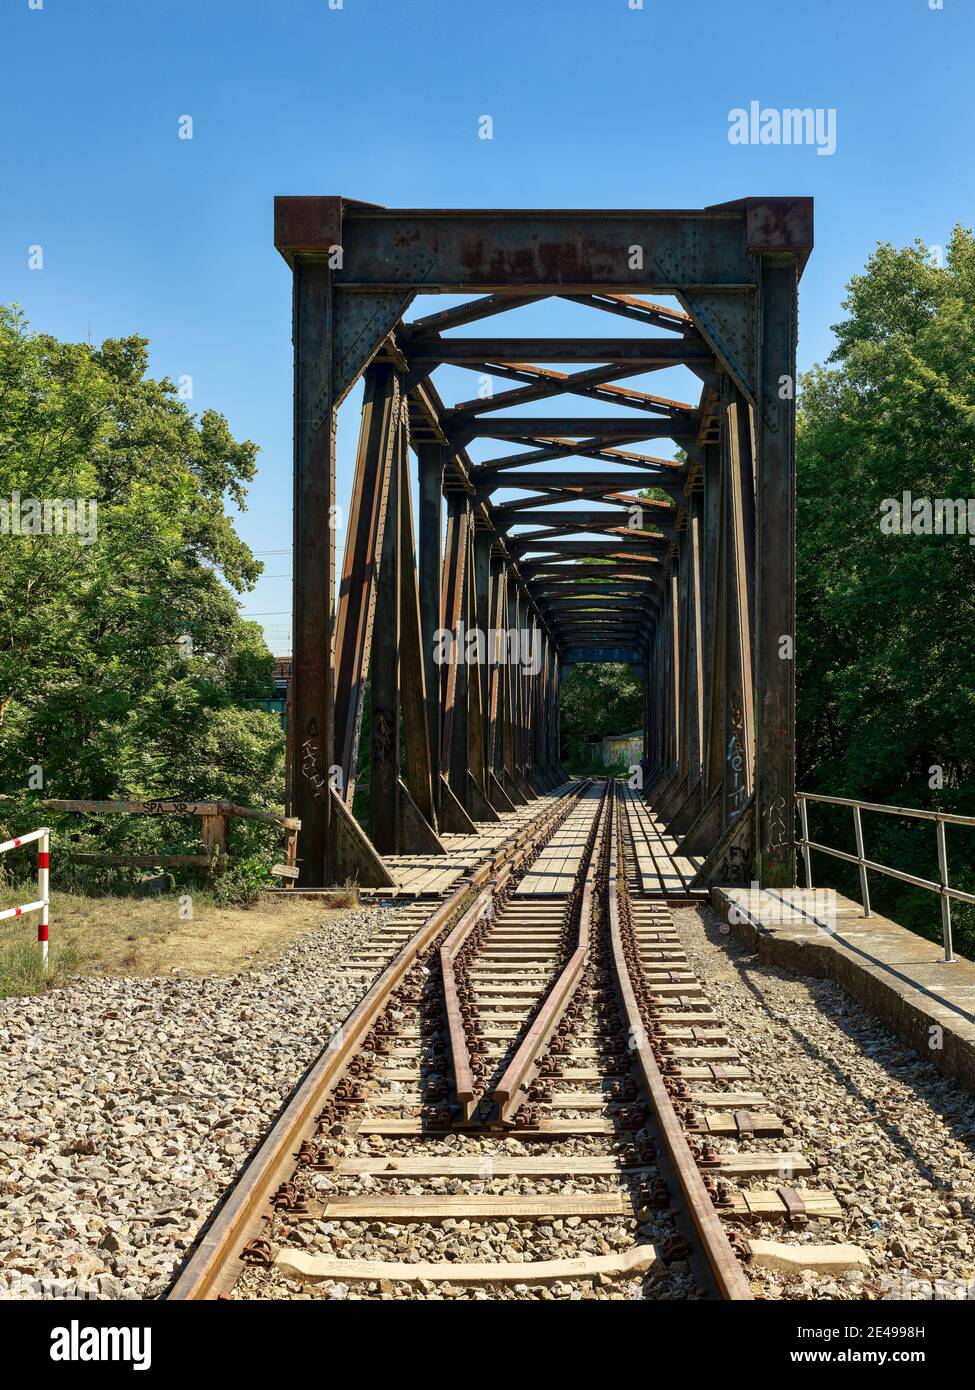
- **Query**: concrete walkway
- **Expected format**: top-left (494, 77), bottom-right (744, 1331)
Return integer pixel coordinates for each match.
top-left (712, 886), bottom-right (975, 1093)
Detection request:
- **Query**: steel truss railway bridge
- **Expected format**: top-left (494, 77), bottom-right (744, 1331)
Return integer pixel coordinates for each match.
top-left (274, 195), bottom-right (812, 893)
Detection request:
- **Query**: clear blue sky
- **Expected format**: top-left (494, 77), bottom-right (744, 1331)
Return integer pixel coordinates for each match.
top-left (3, 0), bottom-right (972, 653)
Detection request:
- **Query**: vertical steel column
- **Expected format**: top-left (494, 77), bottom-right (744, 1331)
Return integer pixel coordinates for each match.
top-left (466, 527), bottom-right (487, 800)
top-left (473, 529), bottom-right (493, 793)
top-left (333, 366), bottom-right (399, 806)
top-left (550, 647), bottom-right (559, 772)
top-left (503, 573), bottom-right (519, 785)
top-left (671, 578), bottom-right (679, 779)
top-left (398, 438), bottom-right (437, 830)
top-left (540, 632), bottom-right (552, 773)
top-left (509, 580), bottom-right (521, 774)
top-left (418, 443), bottom-right (445, 812)
top-left (703, 439), bottom-right (725, 804)
top-left (498, 565), bottom-right (513, 778)
top-left (754, 258), bottom-right (799, 887)
top-left (530, 618), bottom-right (543, 773)
top-left (701, 443), bottom-right (720, 766)
top-left (660, 617), bottom-right (668, 777)
top-left (552, 642), bottom-right (561, 771)
top-left (371, 411), bottom-right (401, 853)
top-left (642, 648), bottom-right (651, 768)
top-left (488, 553), bottom-right (505, 773)
top-left (523, 612), bottom-right (534, 775)
top-left (291, 259), bottom-right (334, 887)
top-left (688, 493), bottom-right (705, 784)
top-left (442, 491), bottom-right (471, 804)
top-left (724, 386), bottom-right (757, 828)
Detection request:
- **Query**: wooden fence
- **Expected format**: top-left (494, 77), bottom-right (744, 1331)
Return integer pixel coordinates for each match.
top-left (2, 799), bottom-right (300, 874)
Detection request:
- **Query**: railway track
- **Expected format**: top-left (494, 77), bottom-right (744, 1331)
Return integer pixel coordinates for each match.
top-left (169, 779), bottom-right (846, 1301)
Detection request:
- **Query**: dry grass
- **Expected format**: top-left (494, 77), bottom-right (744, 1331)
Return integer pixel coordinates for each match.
top-left (0, 887), bottom-right (360, 998)
top-left (327, 878), bottom-right (361, 910)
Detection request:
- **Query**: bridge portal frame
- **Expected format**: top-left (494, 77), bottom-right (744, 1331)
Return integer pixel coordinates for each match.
top-left (274, 196), bottom-right (812, 889)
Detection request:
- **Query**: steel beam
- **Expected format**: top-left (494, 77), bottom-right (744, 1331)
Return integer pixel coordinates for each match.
top-left (290, 259), bottom-right (334, 887)
top-left (399, 430), bottom-right (438, 831)
top-left (333, 366), bottom-right (399, 804)
top-left (371, 411), bottom-right (401, 853)
top-left (441, 491), bottom-right (471, 804)
top-left (274, 198), bottom-right (813, 292)
top-left (754, 260), bottom-right (798, 887)
top-left (416, 340), bottom-right (712, 369)
top-left (418, 443), bottom-right (445, 809)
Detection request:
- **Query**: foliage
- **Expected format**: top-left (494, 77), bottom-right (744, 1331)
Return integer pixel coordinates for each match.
top-left (0, 307), bottom-right (284, 844)
top-left (796, 229), bottom-right (975, 951)
top-left (560, 662), bottom-right (642, 768)
top-left (212, 851), bottom-right (275, 908)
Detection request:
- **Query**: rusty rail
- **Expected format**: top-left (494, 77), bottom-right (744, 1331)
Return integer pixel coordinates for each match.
top-left (492, 785), bottom-right (609, 1125)
top-left (441, 869), bottom-right (511, 1122)
top-left (609, 786), bottom-right (752, 1301)
top-left (167, 781), bottom-right (583, 1300)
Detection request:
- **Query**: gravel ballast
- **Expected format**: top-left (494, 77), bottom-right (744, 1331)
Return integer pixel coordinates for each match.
top-left (0, 904), bottom-right (407, 1300)
top-left (673, 905), bottom-right (975, 1301)
top-left (4, 897), bottom-right (973, 1303)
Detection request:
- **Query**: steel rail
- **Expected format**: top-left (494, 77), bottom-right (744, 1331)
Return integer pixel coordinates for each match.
top-left (609, 788), bottom-right (753, 1301)
top-left (441, 867), bottom-right (512, 1122)
top-left (167, 781), bottom-right (586, 1300)
top-left (492, 785), bottom-right (609, 1125)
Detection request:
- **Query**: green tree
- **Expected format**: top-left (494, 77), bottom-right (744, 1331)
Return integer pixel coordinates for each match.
top-left (560, 662), bottom-right (643, 769)
top-left (0, 307), bottom-right (283, 823)
top-left (796, 230), bottom-right (975, 946)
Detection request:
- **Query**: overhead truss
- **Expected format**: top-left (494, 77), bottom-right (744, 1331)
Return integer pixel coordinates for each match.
top-left (274, 196), bottom-right (812, 890)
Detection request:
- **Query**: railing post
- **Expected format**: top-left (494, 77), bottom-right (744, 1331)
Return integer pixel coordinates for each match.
top-left (201, 813), bottom-right (229, 861)
top-left (852, 804), bottom-right (870, 918)
top-left (798, 795), bottom-right (812, 888)
top-left (936, 817), bottom-right (954, 963)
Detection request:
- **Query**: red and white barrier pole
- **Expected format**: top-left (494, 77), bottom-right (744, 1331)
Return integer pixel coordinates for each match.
top-left (0, 827), bottom-right (51, 973)
top-left (38, 831), bottom-right (50, 972)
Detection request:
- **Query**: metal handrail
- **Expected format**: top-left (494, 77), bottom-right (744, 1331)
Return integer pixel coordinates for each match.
top-left (796, 792), bottom-right (975, 963)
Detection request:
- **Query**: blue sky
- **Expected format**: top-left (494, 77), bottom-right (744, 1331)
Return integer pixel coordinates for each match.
top-left (3, 0), bottom-right (972, 653)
